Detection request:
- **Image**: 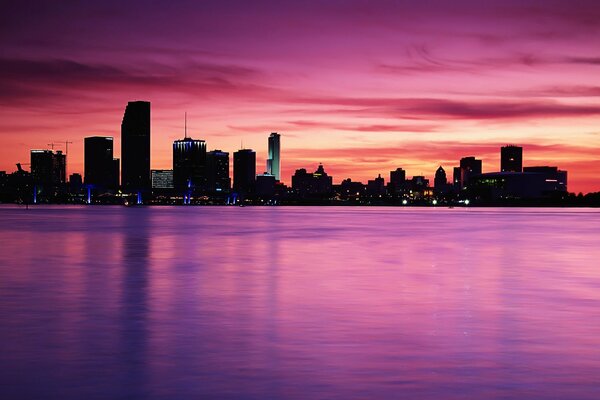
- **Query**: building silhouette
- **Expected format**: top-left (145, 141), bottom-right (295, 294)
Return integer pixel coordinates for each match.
top-left (501, 145), bottom-right (523, 172)
top-left (173, 137), bottom-right (207, 193)
top-left (389, 168), bottom-right (406, 194)
top-left (459, 156), bottom-right (482, 189)
top-left (292, 164), bottom-right (333, 197)
top-left (84, 136), bottom-right (119, 190)
top-left (207, 150), bottom-right (230, 193)
top-left (266, 132), bottom-right (281, 181)
top-left (367, 174), bottom-right (385, 196)
top-left (256, 173), bottom-right (276, 198)
top-left (31, 149), bottom-right (65, 186)
top-left (523, 166), bottom-right (567, 192)
top-left (121, 101), bottom-right (151, 192)
top-left (233, 149), bottom-right (256, 195)
top-left (434, 166), bottom-right (447, 190)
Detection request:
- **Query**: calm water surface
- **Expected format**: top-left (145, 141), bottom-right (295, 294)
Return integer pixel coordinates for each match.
top-left (1, 205), bottom-right (600, 399)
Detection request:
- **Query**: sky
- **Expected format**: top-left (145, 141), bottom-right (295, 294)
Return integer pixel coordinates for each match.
top-left (1, 0), bottom-right (599, 193)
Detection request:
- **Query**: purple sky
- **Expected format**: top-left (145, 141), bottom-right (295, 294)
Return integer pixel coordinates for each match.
top-left (1, 0), bottom-right (599, 192)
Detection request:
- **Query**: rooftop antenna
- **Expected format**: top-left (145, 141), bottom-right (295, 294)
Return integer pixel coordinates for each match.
top-left (184, 112), bottom-right (187, 139)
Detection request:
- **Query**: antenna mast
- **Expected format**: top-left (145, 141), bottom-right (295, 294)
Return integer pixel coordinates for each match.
top-left (184, 112), bottom-right (187, 139)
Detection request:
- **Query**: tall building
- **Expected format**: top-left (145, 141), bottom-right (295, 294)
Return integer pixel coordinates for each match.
top-left (367, 174), bottom-right (385, 196)
top-left (207, 150), bottom-right (230, 193)
top-left (389, 168), bottom-right (406, 194)
top-left (173, 138), bottom-right (207, 192)
top-left (266, 132), bottom-right (281, 181)
top-left (84, 136), bottom-right (119, 190)
top-left (501, 145), bottom-right (523, 172)
top-left (434, 166), bottom-right (447, 190)
top-left (30, 150), bottom-right (65, 186)
top-left (459, 156), bottom-right (482, 189)
top-left (121, 101), bottom-right (151, 191)
top-left (233, 149), bottom-right (256, 194)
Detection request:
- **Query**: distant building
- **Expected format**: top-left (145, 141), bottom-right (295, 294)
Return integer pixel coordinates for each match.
top-left (69, 173), bottom-right (83, 193)
top-left (367, 174), bottom-right (385, 196)
top-left (459, 156), bottom-right (482, 189)
top-left (30, 150), bottom-right (65, 186)
top-left (389, 168), bottom-right (406, 194)
top-left (256, 173), bottom-right (276, 198)
top-left (501, 145), bottom-right (523, 172)
top-left (523, 166), bottom-right (567, 192)
top-left (206, 150), bottom-right (230, 193)
top-left (84, 136), bottom-right (119, 190)
top-left (173, 137), bottom-right (206, 193)
top-left (340, 178), bottom-right (366, 199)
top-left (453, 167), bottom-right (461, 188)
top-left (121, 101), bottom-right (151, 192)
top-left (292, 164), bottom-right (333, 197)
top-left (470, 169), bottom-right (567, 200)
top-left (266, 132), bottom-right (281, 181)
top-left (434, 166), bottom-right (447, 191)
top-left (233, 149), bottom-right (256, 195)
top-left (151, 169), bottom-right (174, 190)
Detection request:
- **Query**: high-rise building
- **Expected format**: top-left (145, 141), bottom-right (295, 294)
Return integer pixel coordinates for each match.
top-left (173, 138), bottom-right (207, 192)
top-left (501, 145), bottom-right (523, 172)
top-left (389, 168), bottom-right (406, 194)
top-left (233, 149), bottom-right (256, 194)
top-left (453, 167), bottom-right (461, 187)
top-left (266, 132), bottom-right (281, 181)
top-left (121, 101), bottom-right (151, 191)
top-left (207, 150), bottom-right (230, 193)
top-left (459, 156), bottom-right (482, 189)
top-left (434, 166), bottom-right (447, 190)
top-left (30, 150), bottom-right (65, 186)
top-left (84, 136), bottom-right (119, 190)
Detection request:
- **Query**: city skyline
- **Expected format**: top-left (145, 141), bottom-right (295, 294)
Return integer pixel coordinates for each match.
top-left (1, 1), bottom-right (600, 193)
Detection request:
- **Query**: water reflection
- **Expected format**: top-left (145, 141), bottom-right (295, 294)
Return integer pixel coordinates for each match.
top-left (0, 206), bottom-right (599, 399)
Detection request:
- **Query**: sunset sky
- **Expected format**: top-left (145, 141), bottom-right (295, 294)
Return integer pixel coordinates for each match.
top-left (1, 0), bottom-right (599, 193)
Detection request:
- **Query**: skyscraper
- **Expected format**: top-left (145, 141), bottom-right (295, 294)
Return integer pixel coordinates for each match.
top-left (501, 145), bottom-right (523, 172)
top-left (459, 156), bottom-right (482, 189)
top-left (233, 149), bottom-right (256, 194)
top-left (434, 166), bottom-right (447, 190)
top-left (173, 138), bottom-right (207, 192)
top-left (207, 150), bottom-right (230, 193)
top-left (84, 136), bottom-right (119, 190)
top-left (389, 168), bottom-right (406, 194)
top-left (266, 132), bottom-right (281, 181)
top-left (121, 101), bottom-right (150, 191)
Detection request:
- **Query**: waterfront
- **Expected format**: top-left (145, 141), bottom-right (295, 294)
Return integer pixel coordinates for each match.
top-left (1, 206), bottom-right (600, 399)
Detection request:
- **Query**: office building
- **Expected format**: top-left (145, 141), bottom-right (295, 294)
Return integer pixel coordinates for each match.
top-left (367, 174), bottom-right (385, 196)
top-left (459, 156), bottom-right (482, 189)
top-left (207, 150), bottom-right (230, 193)
top-left (233, 149), bottom-right (256, 194)
top-left (173, 137), bottom-right (207, 192)
top-left (121, 101), bottom-right (151, 191)
top-left (266, 132), bottom-right (281, 181)
top-left (84, 136), bottom-right (119, 190)
top-left (256, 173), bottom-right (276, 197)
top-left (523, 166), bottom-right (567, 192)
top-left (501, 145), bottom-right (523, 172)
top-left (434, 166), bottom-right (447, 190)
top-left (389, 168), bottom-right (406, 194)
top-left (30, 150), bottom-right (65, 186)
top-left (292, 164), bottom-right (333, 197)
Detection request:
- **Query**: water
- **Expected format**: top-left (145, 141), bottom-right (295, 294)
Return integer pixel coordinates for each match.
top-left (1, 205), bottom-right (600, 399)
